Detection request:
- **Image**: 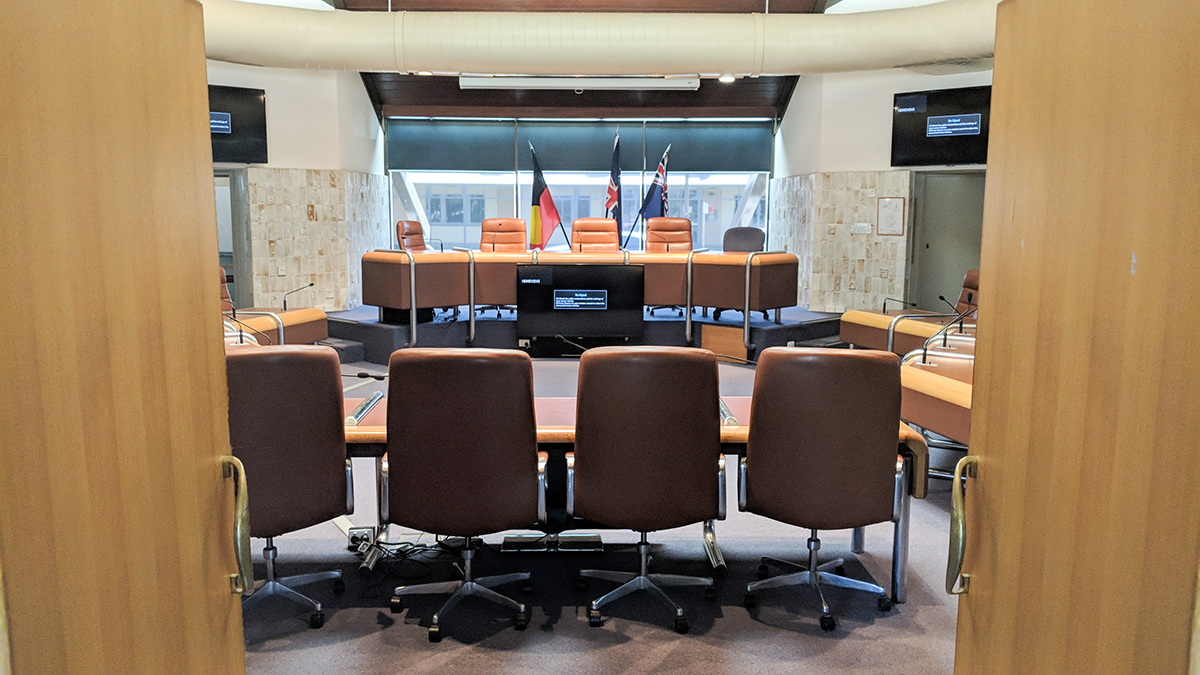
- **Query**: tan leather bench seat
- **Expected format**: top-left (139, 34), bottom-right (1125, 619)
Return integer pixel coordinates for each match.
top-left (361, 250), bottom-right (470, 310)
top-left (220, 267), bottom-right (328, 345)
top-left (691, 252), bottom-right (799, 313)
top-left (900, 362), bottom-right (972, 445)
top-left (840, 310), bottom-right (975, 355)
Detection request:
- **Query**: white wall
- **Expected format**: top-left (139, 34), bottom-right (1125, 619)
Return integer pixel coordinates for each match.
top-left (774, 67), bottom-right (994, 177)
top-left (206, 60), bottom-right (385, 174)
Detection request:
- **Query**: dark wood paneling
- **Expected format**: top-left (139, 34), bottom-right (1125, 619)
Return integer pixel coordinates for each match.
top-left (367, 73), bottom-right (798, 120)
top-left (338, 0), bottom-right (817, 13)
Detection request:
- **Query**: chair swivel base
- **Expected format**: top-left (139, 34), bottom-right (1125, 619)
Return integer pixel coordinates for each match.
top-left (743, 530), bottom-right (890, 632)
top-left (242, 538), bottom-right (344, 629)
top-left (390, 537), bottom-right (530, 642)
top-left (578, 533), bottom-right (715, 634)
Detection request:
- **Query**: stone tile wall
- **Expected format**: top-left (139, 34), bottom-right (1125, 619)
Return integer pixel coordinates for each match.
top-left (245, 168), bottom-right (389, 311)
top-left (769, 170), bottom-right (913, 313)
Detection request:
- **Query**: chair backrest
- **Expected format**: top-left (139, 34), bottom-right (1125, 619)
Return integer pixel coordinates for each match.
top-left (225, 345), bottom-right (348, 539)
top-left (956, 269), bottom-right (980, 314)
top-left (386, 349), bottom-right (539, 536)
top-left (573, 346), bottom-right (721, 532)
top-left (396, 220), bottom-right (427, 252)
top-left (570, 218), bottom-right (620, 252)
top-left (481, 218), bottom-right (528, 252)
top-left (645, 217), bottom-right (693, 252)
top-left (219, 266), bottom-right (234, 311)
top-left (745, 347), bottom-right (901, 531)
top-left (722, 227), bottom-right (766, 253)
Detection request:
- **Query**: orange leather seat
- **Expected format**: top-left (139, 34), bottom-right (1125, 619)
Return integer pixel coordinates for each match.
top-left (570, 218), bottom-right (620, 252)
top-left (480, 218), bottom-right (528, 252)
top-left (645, 217), bottom-right (693, 252)
top-left (397, 220), bottom-right (441, 252)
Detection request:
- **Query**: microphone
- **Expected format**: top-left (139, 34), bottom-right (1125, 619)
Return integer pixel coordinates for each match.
top-left (342, 372), bottom-right (387, 381)
top-left (882, 297), bottom-right (916, 312)
top-left (282, 282), bottom-right (314, 311)
top-left (937, 295), bottom-right (959, 313)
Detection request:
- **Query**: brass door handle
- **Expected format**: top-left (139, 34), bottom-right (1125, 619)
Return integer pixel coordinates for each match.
top-left (946, 455), bottom-right (979, 595)
top-left (222, 456), bottom-right (253, 595)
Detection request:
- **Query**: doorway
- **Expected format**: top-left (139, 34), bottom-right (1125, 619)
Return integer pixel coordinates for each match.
top-left (909, 171), bottom-right (986, 311)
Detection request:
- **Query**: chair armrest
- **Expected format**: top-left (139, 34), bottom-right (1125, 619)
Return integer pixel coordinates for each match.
top-left (565, 452), bottom-right (576, 517)
top-left (737, 456), bottom-right (748, 512)
top-left (345, 459), bottom-right (354, 516)
top-left (717, 455), bottom-right (727, 521)
top-left (898, 423), bottom-right (930, 499)
top-left (537, 451), bottom-right (549, 523)
top-left (376, 457), bottom-right (389, 526)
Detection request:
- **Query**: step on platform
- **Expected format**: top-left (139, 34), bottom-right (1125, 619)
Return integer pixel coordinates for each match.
top-left (318, 337), bottom-right (364, 364)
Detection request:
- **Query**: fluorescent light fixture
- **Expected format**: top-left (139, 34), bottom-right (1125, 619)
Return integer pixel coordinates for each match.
top-left (459, 76), bottom-right (700, 91)
top-left (718, 74), bottom-right (736, 83)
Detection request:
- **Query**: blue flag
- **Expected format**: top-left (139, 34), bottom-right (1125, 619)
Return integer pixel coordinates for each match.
top-left (605, 132), bottom-right (621, 227)
top-left (638, 145), bottom-right (670, 220)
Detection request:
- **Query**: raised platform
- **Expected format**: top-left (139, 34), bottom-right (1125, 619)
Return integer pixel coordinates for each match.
top-left (329, 305), bottom-right (841, 365)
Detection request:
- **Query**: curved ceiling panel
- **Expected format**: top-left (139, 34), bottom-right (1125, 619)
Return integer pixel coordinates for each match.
top-left (201, 0), bottom-right (999, 75)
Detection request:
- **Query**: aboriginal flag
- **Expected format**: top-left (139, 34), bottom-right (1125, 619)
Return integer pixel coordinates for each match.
top-left (529, 144), bottom-right (561, 250)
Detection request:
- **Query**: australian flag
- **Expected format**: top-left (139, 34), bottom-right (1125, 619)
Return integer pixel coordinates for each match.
top-left (638, 145), bottom-right (670, 220)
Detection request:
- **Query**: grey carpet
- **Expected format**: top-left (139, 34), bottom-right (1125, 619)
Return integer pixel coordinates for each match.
top-left (244, 359), bottom-right (959, 674)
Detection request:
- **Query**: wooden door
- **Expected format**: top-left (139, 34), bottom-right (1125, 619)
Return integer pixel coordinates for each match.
top-left (0, 1), bottom-right (246, 673)
top-left (953, 0), bottom-right (1200, 673)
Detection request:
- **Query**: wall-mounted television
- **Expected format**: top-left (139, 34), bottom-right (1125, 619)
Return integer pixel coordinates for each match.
top-left (208, 85), bottom-right (267, 164)
top-left (516, 264), bottom-right (645, 338)
top-left (890, 86), bottom-right (991, 167)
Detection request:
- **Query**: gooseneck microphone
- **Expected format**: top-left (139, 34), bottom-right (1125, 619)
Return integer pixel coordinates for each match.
top-left (341, 372), bottom-right (387, 381)
top-left (282, 282), bottom-right (315, 311)
top-left (882, 297), bottom-right (916, 312)
top-left (937, 295), bottom-right (959, 313)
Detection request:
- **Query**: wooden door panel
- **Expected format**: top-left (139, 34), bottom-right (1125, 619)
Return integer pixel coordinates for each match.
top-left (0, 0), bottom-right (246, 672)
top-left (955, 0), bottom-right (1200, 673)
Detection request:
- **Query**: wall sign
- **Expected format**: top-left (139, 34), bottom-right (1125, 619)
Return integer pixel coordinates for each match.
top-left (878, 197), bottom-right (905, 236)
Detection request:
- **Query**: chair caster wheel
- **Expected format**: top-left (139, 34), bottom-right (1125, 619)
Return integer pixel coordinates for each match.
top-left (309, 612), bottom-right (325, 629)
top-left (333, 577), bottom-right (346, 594)
top-left (704, 586), bottom-right (718, 601)
top-left (515, 612), bottom-right (529, 630)
top-left (743, 593), bottom-right (757, 609)
top-left (574, 576), bottom-right (588, 591)
top-left (756, 563), bottom-right (770, 579)
top-left (428, 626), bottom-right (442, 643)
top-left (390, 597), bottom-right (403, 614)
top-left (820, 614), bottom-right (836, 632)
top-left (673, 617), bottom-right (689, 634)
top-left (521, 581), bottom-right (533, 594)
top-left (588, 609), bottom-right (603, 627)
top-left (712, 564), bottom-right (727, 578)
top-left (877, 596), bottom-right (894, 612)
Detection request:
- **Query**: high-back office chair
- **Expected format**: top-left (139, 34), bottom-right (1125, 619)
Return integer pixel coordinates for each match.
top-left (722, 226), bottom-right (766, 254)
top-left (570, 217), bottom-right (621, 252)
top-left (956, 269), bottom-right (980, 314)
top-left (225, 345), bottom-right (352, 629)
top-left (713, 227), bottom-right (770, 321)
top-left (645, 217), bottom-right (693, 252)
top-left (396, 219), bottom-right (442, 252)
top-left (480, 217), bottom-right (528, 252)
top-left (739, 347), bottom-right (900, 631)
top-left (383, 349), bottom-right (540, 642)
top-left (570, 346), bottom-right (724, 634)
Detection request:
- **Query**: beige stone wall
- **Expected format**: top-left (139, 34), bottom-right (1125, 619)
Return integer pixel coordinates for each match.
top-left (769, 170), bottom-right (913, 313)
top-left (245, 167), bottom-right (389, 312)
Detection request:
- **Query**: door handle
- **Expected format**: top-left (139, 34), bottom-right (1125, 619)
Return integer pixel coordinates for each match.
top-left (222, 456), bottom-right (253, 595)
top-left (946, 454), bottom-right (979, 595)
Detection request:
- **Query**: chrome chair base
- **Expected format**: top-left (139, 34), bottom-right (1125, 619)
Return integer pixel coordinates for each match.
top-left (242, 538), bottom-right (343, 628)
top-left (702, 520), bottom-right (727, 573)
top-left (744, 530), bottom-right (890, 632)
top-left (579, 533), bottom-right (714, 634)
top-left (390, 537), bottom-right (529, 641)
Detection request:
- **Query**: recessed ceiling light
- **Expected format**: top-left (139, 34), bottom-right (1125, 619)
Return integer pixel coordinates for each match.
top-left (718, 74), bottom-right (736, 83)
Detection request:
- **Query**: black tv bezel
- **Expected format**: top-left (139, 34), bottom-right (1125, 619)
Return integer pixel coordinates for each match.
top-left (890, 85), bottom-right (991, 168)
top-left (515, 264), bottom-right (645, 339)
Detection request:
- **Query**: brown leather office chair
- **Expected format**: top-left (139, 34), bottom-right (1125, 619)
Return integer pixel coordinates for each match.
top-left (569, 346), bottom-right (724, 634)
top-left (396, 219), bottom-right (442, 252)
top-left (480, 217), bottom-right (528, 252)
top-left (739, 347), bottom-right (900, 631)
top-left (645, 217), bottom-right (693, 253)
top-left (570, 217), bottom-right (621, 252)
top-left (382, 349), bottom-right (541, 642)
top-left (225, 345), bottom-right (352, 629)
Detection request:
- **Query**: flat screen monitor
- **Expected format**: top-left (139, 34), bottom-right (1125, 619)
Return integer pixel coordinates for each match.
top-left (209, 85), bottom-right (268, 164)
top-left (890, 86), bottom-right (991, 167)
top-left (516, 264), bottom-right (644, 338)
